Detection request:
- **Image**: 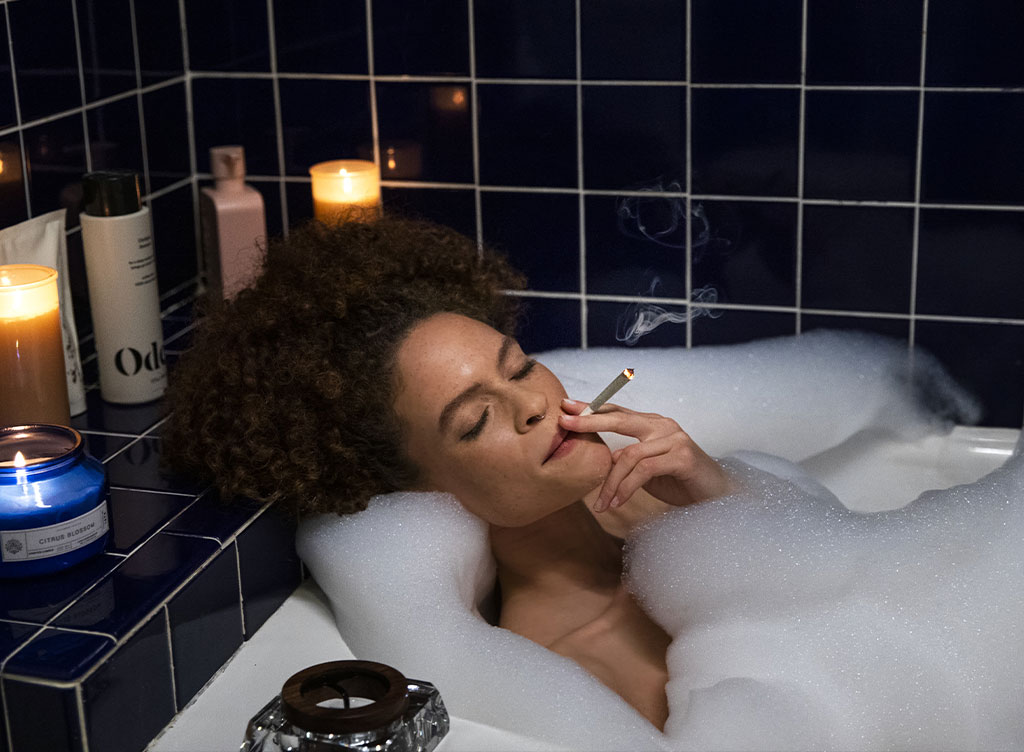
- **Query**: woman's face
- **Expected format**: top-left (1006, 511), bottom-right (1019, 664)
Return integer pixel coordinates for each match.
top-left (393, 313), bottom-right (611, 527)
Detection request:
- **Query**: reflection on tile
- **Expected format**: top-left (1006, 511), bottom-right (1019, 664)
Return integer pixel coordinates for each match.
top-left (482, 191), bottom-right (578, 292)
top-left (164, 491), bottom-right (263, 543)
top-left (143, 82), bottom-right (191, 190)
top-left (380, 187), bottom-right (477, 240)
top-left (82, 612), bottom-right (175, 752)
top-left (517, 297), bottom-right (581, 352)
top-left (915, 321), bottom-right (1024, 427)
top-left (691, 89), bottom-right (800, 197)
top-left (474, 0), bottom-right (575, 79)
top-left (54, 533), bottom-right (216, 638)
top-left (6, 628), bottom-right (114, 682)
top-left (922, 92), bottom-right (1024, 205)
top-left (691, 308), bottom-right (795, 345)
top-left (191, 78), bottom-right (278, 175)
top-left (804, 90), bottom-right (918, 202)
top-left (372, 0), bottom-right (469, 76)
top-left (279, 79), bottom-right (371, 176)
top-left (691, 0), bottom-right (801, 83)
top-left (22, 114), bottom-right (87, 219)
top-left (0, 620), bottom-right (38, 668)
top-left (151, 185), bottom-right (199, 296)
top-left (185, 0), bottom-right (270, 72)
top-left (87, 96), bottom-right (144, 174)
top-left (376, 83), bottom-right (473, 184)
top-left (236, 508), bottom-right (301, 638)
top-left (0, 139), bottom-right (29, 228)
top-left (3, 678), bottom-right (83, 752)
top-left (802, 205), bottom-right (914, 313)
top-left (104, 438), bottom-right (204, 495)
top-left (478, 84), bottom-right (576, 187)
top-left (8, 0), bottom-right (80, 122)
top-left (168, 546), bottom-right (242, 707)
top-left (588, 300), bottom-right (688, 348)
top-left (693, 200), bottom-right (797, 307)
top-left (77, 0), bottom-right (136, 102)
top-left (585, 194), bottom-right (688, 299)
top-left (274, 0), bottom-right (367, 74)
top-left (79, 432), bottom-right (133, 463)
top-left (107, 488), bottom-right (195, 554)
top-left (581, 0), bottom-right (685, 81)
top-left (71, 390), bottom-right (165, 435)
top-left (926, 0), bottom-right (1024, 87)
top-left (801, 314), bottom-right (910, 341)
top-left (806, 0), bottom-right (923, 85)
top-left (0, 553), bottom-right (121, 625)
top-left (0, 11), bottom-right (15, 130)
top-left (917, 209), bottom-right (1024, 320)
top-left (582, 85), bottom-right (686, 191)
top-left (135, 0), bottom-right (185, 85)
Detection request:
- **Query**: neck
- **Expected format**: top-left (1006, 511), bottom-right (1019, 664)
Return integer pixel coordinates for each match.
top-left (490, 499), bottom-right (624, 640)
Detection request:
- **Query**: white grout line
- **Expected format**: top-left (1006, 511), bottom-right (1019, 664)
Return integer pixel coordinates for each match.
top-left (176, 0), bottom-right (202, 294)
top-left (909, 0), bottom-right (932, 352)
top-left (128, 0), bottom-right (153, 200)
top-left (794, 0), bottom-right (809, 335)
top-left (68, 0), bottom-right (91, 174)
top-left (467, 0), bottom-right (483, 251)
top-left (184, 68), bottom-right (1024, 94)
top-left (684, 0), bottom-right (693, 348)
top-left (265, 0), bottom-right (289, 235)
top-left (75, 683), bottom-right (91, 752)
top-left (164, 605), bottom-right (178, 712)
top-left (575, 0), bottom-right (587, 348)
top-left (3, 2), bottom-right (31, 217)
top-left (233, 541), bottom-right (247, 638)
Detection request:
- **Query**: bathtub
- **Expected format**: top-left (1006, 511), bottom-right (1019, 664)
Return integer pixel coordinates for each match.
top-left (148, 423), bottom-right (1018, 752)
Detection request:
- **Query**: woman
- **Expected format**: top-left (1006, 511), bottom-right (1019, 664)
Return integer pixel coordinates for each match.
top-left (166, 216), bottom-right (734, 729)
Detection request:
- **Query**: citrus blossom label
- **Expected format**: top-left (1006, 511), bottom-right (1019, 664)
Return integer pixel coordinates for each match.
top-left (1, 502), bottom-right (108, 562)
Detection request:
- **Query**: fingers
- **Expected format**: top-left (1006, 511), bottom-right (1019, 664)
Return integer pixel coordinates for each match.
top-left (594, 434), bottom-right (686, 512)
top-left (559, 400), bottom-right (685, 443)
top-left (559, 397), bottom-right (589, 416)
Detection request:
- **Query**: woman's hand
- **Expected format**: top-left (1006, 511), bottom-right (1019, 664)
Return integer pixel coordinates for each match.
top-left (559, 398), bottom-right (734, 513)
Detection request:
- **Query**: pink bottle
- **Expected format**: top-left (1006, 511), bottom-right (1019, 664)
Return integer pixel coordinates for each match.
top-left (200, 146), bottom-right (267, 299)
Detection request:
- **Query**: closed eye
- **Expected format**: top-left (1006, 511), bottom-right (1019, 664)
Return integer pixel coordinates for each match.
top-left (460, 407), bottom-right (489, 441)
top-left (511, 359), bottom-right (537, 380)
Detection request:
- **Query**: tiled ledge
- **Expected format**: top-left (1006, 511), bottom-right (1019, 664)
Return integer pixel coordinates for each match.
top-left (0, 315), bottom-right (303, 752)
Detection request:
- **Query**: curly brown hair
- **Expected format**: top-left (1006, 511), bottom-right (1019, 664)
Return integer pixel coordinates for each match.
top-left (163, 216), bottom-right (525, 516)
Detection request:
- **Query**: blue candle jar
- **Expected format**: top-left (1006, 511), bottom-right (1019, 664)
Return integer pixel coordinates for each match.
top-left (0, 424), bottom-right (109, 578)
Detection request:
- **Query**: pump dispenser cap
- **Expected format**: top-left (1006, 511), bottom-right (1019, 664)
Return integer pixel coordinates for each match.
top-left (210, 145), bottom-right (246, 181)
top-left (82, 171), bottom-right (142, 217)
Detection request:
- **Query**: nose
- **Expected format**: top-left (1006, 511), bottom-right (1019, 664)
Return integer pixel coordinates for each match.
top-left (515, 386), bottom-right (548, 432)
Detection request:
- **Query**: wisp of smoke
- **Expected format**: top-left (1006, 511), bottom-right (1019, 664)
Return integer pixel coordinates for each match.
top-left (616, 286), bottom-right (723, 346)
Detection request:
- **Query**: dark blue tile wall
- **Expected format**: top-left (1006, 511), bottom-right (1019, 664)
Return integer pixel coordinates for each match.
top-left (0, 6), bottom-right (301, 750)
top-left (2, 1), bottom-right (1024, 750)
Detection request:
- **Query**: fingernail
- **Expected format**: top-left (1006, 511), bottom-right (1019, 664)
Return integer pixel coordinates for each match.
top-left (562, 398), bottom-right (583, 406)
top-left (609, 495), bottom-right (621, 509)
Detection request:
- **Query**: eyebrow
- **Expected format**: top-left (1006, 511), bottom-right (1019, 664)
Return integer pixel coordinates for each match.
top-left (437, 336), bottom-right (517, 435)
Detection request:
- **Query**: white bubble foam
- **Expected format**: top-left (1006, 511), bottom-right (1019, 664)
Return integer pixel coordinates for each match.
top-left (298, 331), bottom-right (1017, 751)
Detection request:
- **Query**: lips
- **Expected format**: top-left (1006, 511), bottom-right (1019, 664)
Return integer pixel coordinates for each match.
top-left (543, 428), bottom-right (569, 464)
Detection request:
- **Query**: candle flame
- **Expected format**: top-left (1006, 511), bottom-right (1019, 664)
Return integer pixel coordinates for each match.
top-left (623, 368), bottom-right (635, 380)
top-left (0, 273), bottom-right (10, 286)
top-left (13, 451), bottom-right (26, 468)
